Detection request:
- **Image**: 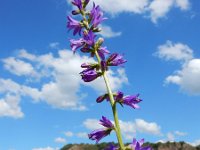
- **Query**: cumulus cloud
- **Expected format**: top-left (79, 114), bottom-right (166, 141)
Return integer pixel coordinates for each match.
top-left (76, 132), bottom-right (88, 138)
top-left (68, 0), bottom-right (190, 23)
top-left (54, 137), bottom-right (66, 143)
top-left (155, 41), bottom-right (193, 62)
top-left (175, 0), bottom-right (190, 10)
top-left (99, 24), bottom-right (121, 38)
top-left (165, 59), bottom-right (200, 95)
top-left (83, 118), bottom-right (161, 140)
top-left (65, 131), bottom-right (74, 137)
top-left (0, 49), bottom-right (128, 118)
top-left (174, 131), bottom-right (187, 136)
top-left (166, 132), bottom-right (175, 142)
top-left (83, 118), bottom-right (101, 130)
top-left (2, 57), bottom-right (38, 77)
top-left (159, 130), bottom-right (187, 143)
top-left (0, 94), bottom-right (23, 118)
top-left (148, 0), bottom-right (174, 23)
top-left (134, 119), bottom-right (161, 135)
top-left (0, 78), bottom-right (40, 118)
top-left (90, 0), bottom-right (148, 15)
top-left (119, 119), bottom-right (161, 139)
top-left (189, 139), bottom-right (200, 146)
top-left (156, 41), bottom-right (200, 95)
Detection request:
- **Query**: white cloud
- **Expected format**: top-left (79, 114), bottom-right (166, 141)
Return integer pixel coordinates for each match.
top-left (90, 0), bottom-right (148, 15)
top-left (2, 57), bottom-right (38, 77)
top-left (0, 94), bottom-right (23, 118)
top-left (148, 0), bottom-right (174, 23)
top-left (165, 59), bottom-right (200, 95)
top-left (99, 25), bottom-right (121, 38)
top-left (54, 137), bottom-right (66, 143)
top-left (32, 147), bottom-right (59, 150)
top-left (69, 0), bottom-right (190, 23)
top-left (0, 49), bottom-right (128, 117)
top-left (83, 118), bottom-right (161, 140)
top-left (65, 131), bottom-right (73, 137)
top-left (134, 119), bottom-right (161, 135)
top-left (0, 78), bottom-right (41, 118)
top-left (189, 139), bottom-right (200, 146)
top-left (166, 132), bottom-right (175, 142)
top-left (156, 41), bottom-right (193, 62)
top-left (18, 49), bottom-right (36, 61)
top-left (156, 41), bottom-right (200, 95)
top-left (76, 132), bottom-right (88, 138)
top-left (159, 130), bottom-right (187, 143)
top-left (83, 118), bottom-right (101, 130)
top-left (175, 0), bottom-right (190, 10)
top-left (174, 131), bottom-right (187, 136)
top-left (119, 119), bottom-right (161, 139)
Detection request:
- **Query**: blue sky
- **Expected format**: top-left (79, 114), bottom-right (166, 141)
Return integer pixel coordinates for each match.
top-left (0, 0), bottom-right (200, 150)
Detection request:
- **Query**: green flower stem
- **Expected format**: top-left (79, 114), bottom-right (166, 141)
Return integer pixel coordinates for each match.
top-left (94, 50), bottom-right (125, 150)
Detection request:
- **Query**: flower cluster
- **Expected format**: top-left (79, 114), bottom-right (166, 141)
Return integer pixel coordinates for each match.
top-left (67, 0), bottom-right (151, 150)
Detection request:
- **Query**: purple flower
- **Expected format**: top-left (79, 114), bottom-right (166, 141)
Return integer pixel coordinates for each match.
top-left (88, 128), bottom-right (112, 143)
top-left (101, 60), bottom-right (107, 72)
top-left (96, 93), bottom-right (109, 103)
top-left (129, 139), bottom-right (151, 150)
top-left (71, 0), bottom-right (82, 10)
top-left (99, 116), bottom-right (114, 128)
top-left (104, 144), bottom-right (118, 150)
top-left (70, 38), bottom-right (84, 52)
top-left (97, 91), bottom-right (141, 109)
top-left (83, 30), bottom-right (96, 47)
top-left (107, 53), bottom-right (127, 66)
top-left (80, 69), bottom-right (101, 82)
top-left (114, 91), bottom-right (124, 101)
top-left (115, 92), bottom-right (142, 109)
top-left (90, 3), bottom-right (106, 28)
top-left (88, 116), bottom-right (114, 143)
top-left (98, 47), bottom-right (110, 60)
top-left (67, 16), bottom-right (82, 35)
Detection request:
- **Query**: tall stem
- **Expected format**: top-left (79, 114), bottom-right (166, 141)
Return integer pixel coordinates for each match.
top-left (95, 51), bottom-right (125, 150)
top-left (81, 10), bottom-right (125, 150)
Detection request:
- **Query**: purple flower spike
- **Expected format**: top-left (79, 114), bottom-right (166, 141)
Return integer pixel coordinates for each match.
top-left (70, 38), bottom-right (84, 52)
top-left (129, 139), bottom-right (151, 150)
top-left (71, 0), bottom-right (82, 10)
top-left (88, 128), bottom-right (112, 143)
top-left (99, 116), bottom-right (114, 128)
top-left (80, 69), bottom-right (101, 82)
top-left (107, 53), bottom-right (127, 66)
top-left (98, 47), bottom-right (110, 60)
top-left (104, 144), bottom-right (118, 150)
top-left (90, 3), bottom-right (107, 28)
top-left (67, 16), bottom-right (82, 35)
top-left (123, 94), bottom-right (142, 109)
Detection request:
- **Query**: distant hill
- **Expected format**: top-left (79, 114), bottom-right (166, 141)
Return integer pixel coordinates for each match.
top-left (61, 142), bottom-right (200, 150)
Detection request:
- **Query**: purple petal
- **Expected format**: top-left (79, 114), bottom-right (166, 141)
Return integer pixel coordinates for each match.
top-left (99, 116), bottom-right (114, 128)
